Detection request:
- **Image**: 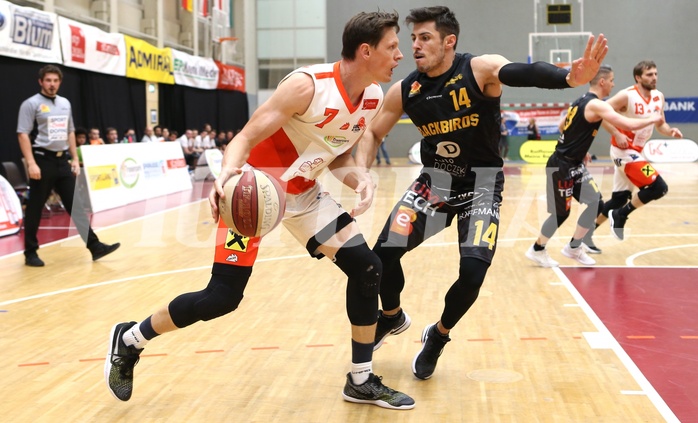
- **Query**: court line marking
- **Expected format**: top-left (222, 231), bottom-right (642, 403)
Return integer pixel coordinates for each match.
top-left (0, 254), bottom-right (308, 306)
top-left (626, 243), bottom-right (698, 267)
top-left (553, 267), bottom-right (680, 423)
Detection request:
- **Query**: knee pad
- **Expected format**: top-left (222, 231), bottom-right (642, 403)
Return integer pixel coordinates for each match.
top-left (638, 176), bottom-right (668, 204)
top-left (602, 190), bottom-right (631, 217)
top-left (334, 235), bottom-right (381, 326)
top-left (169, 267), bottom-right (251, 328)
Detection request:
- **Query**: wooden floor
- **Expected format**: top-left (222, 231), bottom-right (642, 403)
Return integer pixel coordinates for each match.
top-left (1, 159), bottom-right (696, 422)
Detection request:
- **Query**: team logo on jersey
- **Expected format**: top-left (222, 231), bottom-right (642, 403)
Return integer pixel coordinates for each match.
top-left (362, 99), bottom-right (379, 110)
top-left (444, 73), bottom-right (463, 87)
top-left (40, 104), bottom-right (50, 113)
top-left (339, 122), bottom-right (350, 130)
top-left (351, 117), bottom-right (366, 132)
top-left (291, 158), bottom-right (324, 178)
top-left (225, 254), bottom-right (239, 262)
top-left (324, 135), bottom-right (349, 148)
top-left (389, 205), bottom-right (417, 236)
top-left (409, 81), bottom-right (421, 97)
top-left (435, 141), bottom-right (460, 158)
top-left (653, 96), bottom-right (660, 102)
top-left (641, 164), bottom-right (656, 177)
top-left (225, 230), bottom-right (249, 252)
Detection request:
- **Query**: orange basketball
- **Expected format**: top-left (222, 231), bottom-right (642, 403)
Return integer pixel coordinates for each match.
top-left (218, 169), bottom-right (285, 237)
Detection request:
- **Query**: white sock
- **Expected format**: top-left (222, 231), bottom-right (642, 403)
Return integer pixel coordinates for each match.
top-left (350, 361), bottom-right (372, 385)
top-left (122, 323), bottom-right (149, 349)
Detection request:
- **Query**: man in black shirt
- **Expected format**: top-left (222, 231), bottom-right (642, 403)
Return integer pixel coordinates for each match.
top-left (526, 65), bottom-right (663, 268)
top-left (356, 6), bottom-right (607, 380)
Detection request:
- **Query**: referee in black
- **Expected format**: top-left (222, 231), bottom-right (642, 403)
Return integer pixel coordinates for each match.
top-left (17, 65), bottom-right (120, 267)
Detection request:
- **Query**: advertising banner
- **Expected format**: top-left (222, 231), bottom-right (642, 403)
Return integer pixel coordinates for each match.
top-left (503, 107), bottom-right (568, 138)
top-left (215, 60), bottom-right (245, 92)
top-left (124, 35), bottom-right (174, 84)
top-left (80, 143), bottom-right (191, 212)
top-left (172, 48), bottom-right (219, 89)
top-left (643, 139), bottom-right (698, 163)
top-left (57, 16), bottom-right (126, 76)
top-left (664, 97), bottom-right (698, 123)
top-left (0, 0), bottom-right (62, 63)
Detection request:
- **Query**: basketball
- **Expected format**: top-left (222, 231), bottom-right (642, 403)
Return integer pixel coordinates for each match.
top-left (218, 169), bottom-right (286, 238)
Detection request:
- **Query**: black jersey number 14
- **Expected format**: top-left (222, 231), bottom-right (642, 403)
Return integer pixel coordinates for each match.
top-left (449, 88), bottom-right (472, 111)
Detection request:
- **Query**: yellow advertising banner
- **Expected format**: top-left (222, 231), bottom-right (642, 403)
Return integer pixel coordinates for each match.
top-left (519, 140), bottom-right (557, 164)
top-left (124, 35), bottom-right (174, 84)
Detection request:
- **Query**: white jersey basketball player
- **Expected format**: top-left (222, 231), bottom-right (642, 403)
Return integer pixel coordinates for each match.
top-left (594, 60), bottom-right (683, 242)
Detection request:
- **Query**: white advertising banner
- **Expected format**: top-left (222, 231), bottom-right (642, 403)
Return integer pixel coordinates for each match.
top-left (57, 16), bottom-right (126, 76)
top-left (644, 139), bottom-right (698, 163)
top-left (0, 0), bottom-right (62, 63)
top-left (80, 143), bottom-right (192, 213)
top-left (172, 48), bottom-right (219, 89)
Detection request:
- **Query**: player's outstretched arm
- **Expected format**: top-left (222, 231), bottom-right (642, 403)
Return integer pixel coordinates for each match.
top-left (567, 34), bottom-right (608, 87)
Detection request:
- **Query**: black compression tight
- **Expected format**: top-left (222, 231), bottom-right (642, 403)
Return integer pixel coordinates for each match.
top-left (440, 257), bottom-right (491, 329)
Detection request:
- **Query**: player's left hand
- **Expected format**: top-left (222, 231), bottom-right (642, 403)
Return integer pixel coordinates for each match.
top-left (350, 172), bottom-right (375, 218)
top-left (567, 34), bottom-right (608, 87)
top-left (670, 127), bottom-right (683, 138)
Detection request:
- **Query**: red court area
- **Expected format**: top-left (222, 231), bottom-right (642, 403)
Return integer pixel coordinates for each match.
top-left (564, 267), bottom-right (698, 423)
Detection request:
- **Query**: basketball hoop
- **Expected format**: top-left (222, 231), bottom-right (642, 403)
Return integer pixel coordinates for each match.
top-left (213, 36), bottom-right (238, 64)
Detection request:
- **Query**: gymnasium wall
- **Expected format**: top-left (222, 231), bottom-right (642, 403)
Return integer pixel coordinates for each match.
top-left (326, 0), bottom-right (698, 160)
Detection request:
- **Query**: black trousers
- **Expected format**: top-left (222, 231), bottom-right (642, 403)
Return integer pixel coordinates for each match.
top-left (24, 151), bottom-right (99, 256)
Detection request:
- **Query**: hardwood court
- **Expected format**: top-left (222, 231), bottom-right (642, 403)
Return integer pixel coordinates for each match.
top-left (1, 159), bottom-right (696, 422)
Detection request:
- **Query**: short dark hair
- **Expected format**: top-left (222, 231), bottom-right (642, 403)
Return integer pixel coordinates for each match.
top-left (341, 11), bottom-right (400, 60)
top-left (406, 6), bottom-right (460, 49)
top-left (39, 64), bottom-right (63, 81)
top-left (75, 127), bottom-right (87, 137)
top-left (590, 64), bottom-right (613, 86)
top-left (633, 60), bottom-right (656, 79)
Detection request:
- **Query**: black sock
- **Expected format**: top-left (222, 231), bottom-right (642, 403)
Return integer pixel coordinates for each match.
top-left (140, 316), bottom-right (159, 340)
top-left (351, 339), bottom-right (373, 364)
top-left (533, 243), bottom-right (545, 252)
top-left (381, 309), bottom-right (402, 320)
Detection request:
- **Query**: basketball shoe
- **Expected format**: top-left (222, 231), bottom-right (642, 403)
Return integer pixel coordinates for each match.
top-left (412, 324), bottom-right (451, 380)
top-left (609, 209), bottom-right (627, 241)
top-left (342, 373), bottom-right (415, 410)
top-left (561, 243), bottom-right (596, 265)
top-left (374, 309), bottom-right (411, 351)
top-left (105, 321), bottom-right (143, 401)
top-left (581, 232), bottom-right (602, 254)
top-left (525, 245), bottom-right (559, 268)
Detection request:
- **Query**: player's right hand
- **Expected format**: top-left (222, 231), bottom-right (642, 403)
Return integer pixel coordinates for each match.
top-left (209, 167), bottom-right (242, 221)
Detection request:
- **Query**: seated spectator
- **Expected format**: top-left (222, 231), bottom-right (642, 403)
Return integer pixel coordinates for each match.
top-left (153, 125), bottom-right (163, 141)
top-left (141, 126), bottom-right (157, 142)
top-left (89, 127), bottom-right (104, 145)
top-left (104, 127), bottom-right (119, 144)
top-left (75, 127), bottom-right (88, 147)
top-left (121, 128), bottom-right (136, 143)
top-left (167, 130), bottom-right (178, 142)
top-left (216, 131), bottom-right (227, 149)
top-left (161, 127), bottom-right (170, 141)
top-left (177, 129), bottom-right (197, 170)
